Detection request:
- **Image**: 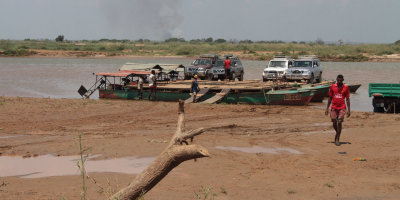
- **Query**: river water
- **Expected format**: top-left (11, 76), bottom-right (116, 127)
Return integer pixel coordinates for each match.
top-left (1, 57), bottom-right (399, 112)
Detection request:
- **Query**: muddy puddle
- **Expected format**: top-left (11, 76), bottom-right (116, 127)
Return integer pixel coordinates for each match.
top-left (0, 134), bottom-right (26, 139)
top-left (215, 146), bottom-right (303, 154)
top-left (0, 154), bottom-right (155, 178)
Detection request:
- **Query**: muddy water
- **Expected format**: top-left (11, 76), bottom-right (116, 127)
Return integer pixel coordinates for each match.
top-left (1, 57), bottom-right (399, 112)
top-left (0, 154), bottom-right (155, 178)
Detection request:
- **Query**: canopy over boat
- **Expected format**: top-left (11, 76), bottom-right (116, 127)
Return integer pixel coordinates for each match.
top-left (119, 63), bottom-right (184, 74)
top-left (96, 70), bottom-right (151, 77)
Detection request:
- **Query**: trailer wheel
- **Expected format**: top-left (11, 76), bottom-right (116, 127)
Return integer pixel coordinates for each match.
top-left (373, 106), bottom-right (384, 113)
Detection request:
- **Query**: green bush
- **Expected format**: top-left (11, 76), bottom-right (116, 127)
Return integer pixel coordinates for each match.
top-left (3, 49), bottom-right (33, 56)
top-left (338, 54), bottom-right (368, 62)
top-left (55, 35), bottom-right (64, 42)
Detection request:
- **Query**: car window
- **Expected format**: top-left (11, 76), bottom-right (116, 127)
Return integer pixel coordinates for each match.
top-left (269, 61), bottom-right (286, 68)
top-left (215, 60), bottom-right (224, 67)
top-left (293, 61), bottom-right (312, 67)
top-left (194, 59), bottom-right (211, 65)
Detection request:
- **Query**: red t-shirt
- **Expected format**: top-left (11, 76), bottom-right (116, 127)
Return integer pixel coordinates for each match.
top-left (329, 83), bottom-right (350, 110)
top-left (224, 59), bottom-right (231, 69)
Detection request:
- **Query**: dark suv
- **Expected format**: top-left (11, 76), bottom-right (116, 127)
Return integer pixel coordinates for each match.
top-left (184, 54), bottom-right (244, 81)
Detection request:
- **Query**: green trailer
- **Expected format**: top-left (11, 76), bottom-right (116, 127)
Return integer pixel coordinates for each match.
top-left (369, 83), bottom-right (400, 113)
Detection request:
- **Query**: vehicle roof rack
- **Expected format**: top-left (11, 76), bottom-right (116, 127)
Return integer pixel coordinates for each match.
top-left (298, 55), bottom-right (318, 59)
top-left (223, 54), bottom-right (238, 59)
top-left (200, 54), bottom-right (219, 59)
top-left (273, 55), bottom-right (292, 59)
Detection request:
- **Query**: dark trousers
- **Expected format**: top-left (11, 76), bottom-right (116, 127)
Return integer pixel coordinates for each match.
top-left (225, 68), bottom-right (230, 79)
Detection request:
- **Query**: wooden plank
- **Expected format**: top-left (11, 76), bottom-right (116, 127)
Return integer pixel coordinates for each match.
top-left (185, 88), bottom-right (210, 104)
top-left (200, 88), bottom-right (231, 104)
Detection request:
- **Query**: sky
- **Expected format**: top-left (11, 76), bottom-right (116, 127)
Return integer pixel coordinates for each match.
top-left (0, 0), bottom-right (399, 44)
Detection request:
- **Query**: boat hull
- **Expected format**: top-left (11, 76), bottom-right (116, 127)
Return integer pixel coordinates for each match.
top-left (300, 85), bottom-right (330, 102)
top-left (348, 84), bottom-right (361, 93)
top-left (265, 90), bottom-right (314, 105)
top-left (99, 88), bottom-right (314, 105)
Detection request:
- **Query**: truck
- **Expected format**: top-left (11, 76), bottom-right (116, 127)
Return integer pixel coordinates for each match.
top-left (285, 55), bottom-right (323, 83)
top-left (369, 83), bottom-right (400, 113)
top-left (184, 54), bottom-right (244, 81)
top-left (262, 55), bottom-right (293, 81)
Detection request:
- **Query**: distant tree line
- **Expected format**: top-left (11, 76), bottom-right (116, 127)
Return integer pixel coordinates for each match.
top-left (19, 35), bottom-right (400, 46)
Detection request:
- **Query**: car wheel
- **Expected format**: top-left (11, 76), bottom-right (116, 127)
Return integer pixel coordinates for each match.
top-left (316, 72), bottom-right (322, 83)
top-left (230, 73), bottom-right (236, 81)
top-left (308, 74), bottom-right (314, 84)
top-left (239, 72), bottom-right (244, 81)
top-left (206, 73), bottom-right (213, 81)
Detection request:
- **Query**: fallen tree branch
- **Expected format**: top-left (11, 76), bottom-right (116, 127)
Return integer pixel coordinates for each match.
top-left (110, 100), bottom-right (209, 200)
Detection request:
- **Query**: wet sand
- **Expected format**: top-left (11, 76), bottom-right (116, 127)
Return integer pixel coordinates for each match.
top-left (0, 97), bottom-right (400, 199)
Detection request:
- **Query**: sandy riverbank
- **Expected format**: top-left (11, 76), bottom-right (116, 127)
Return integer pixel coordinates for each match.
top-left (3, 49), bottom-right (400, 62)
top-left (0, 97), bottom-right (400, 199)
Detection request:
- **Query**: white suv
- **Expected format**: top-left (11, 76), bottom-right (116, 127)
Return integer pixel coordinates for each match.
top-left (285, 55), bottom-right (323, 83)
top-left (262, 55), bottom-right (293, 81)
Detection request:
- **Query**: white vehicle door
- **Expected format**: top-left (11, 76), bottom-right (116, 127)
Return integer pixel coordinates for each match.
top-left (313, 60), bottom-right (321, 76)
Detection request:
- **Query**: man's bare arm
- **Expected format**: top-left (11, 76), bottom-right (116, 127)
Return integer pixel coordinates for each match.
top-left (346, 97), bottom-right (351, 117)
top-left (325, 97), bottom-right (332, 115)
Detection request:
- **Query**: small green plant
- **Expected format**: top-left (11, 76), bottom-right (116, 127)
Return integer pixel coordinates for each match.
top-left (325, 182), bottom-right (334, 188)
top-left (287, 189), bottom-right (296, 194)
top-left (0, 180), bottom-right (8, 191)
top-left (194, 186), bottom-right (217, 200)
top-left (137, 189), bottom-right (147, 200)
top-left (77, 134), bottom-right (92, 200)
top-left (220, 187), bottom-right (227, 194)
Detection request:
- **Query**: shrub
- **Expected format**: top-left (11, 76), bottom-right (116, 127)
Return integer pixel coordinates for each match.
top-left (338, 54), bottom-right (368, 62)
top-left (55, 35), bottom-right (64, 42)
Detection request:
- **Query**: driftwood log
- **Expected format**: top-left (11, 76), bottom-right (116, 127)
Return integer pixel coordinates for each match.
top-left (110, 100), bottom-right (210, 200)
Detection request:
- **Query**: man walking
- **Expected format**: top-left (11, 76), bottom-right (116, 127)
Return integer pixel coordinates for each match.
top-left (148, 70), bottom-right (157, 101)
top-left (325, 74), bottom-right (351, 146)
top-left (224, 56), bottom-right (231, 80)
top-left (137, 75), bottom-right (144, 99)
top-left (191, 75), bottom-right (200, 103)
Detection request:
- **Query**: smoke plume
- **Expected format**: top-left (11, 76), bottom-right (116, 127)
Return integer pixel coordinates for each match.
top-left (101, 0), bottom-right (183, 40)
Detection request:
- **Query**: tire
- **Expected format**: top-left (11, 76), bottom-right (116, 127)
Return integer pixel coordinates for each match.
top-left (230, 73), bottom-right (236, 81)
top-left (384, 103), bottom-right (394, 113)
top-left (308, 74), bottom-right (314, 84)
top-left (317, 72), bottom-right (322, 83)
top-left (373, 106), bottom-right (384, 113)
top-left (206, 73), bottom-right (213, 81)
top-left (238, 72), bottom-right (244, 81)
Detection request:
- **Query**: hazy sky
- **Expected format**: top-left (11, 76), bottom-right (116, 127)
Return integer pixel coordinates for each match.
top-left (0, 0), bottom-right (399, 43)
